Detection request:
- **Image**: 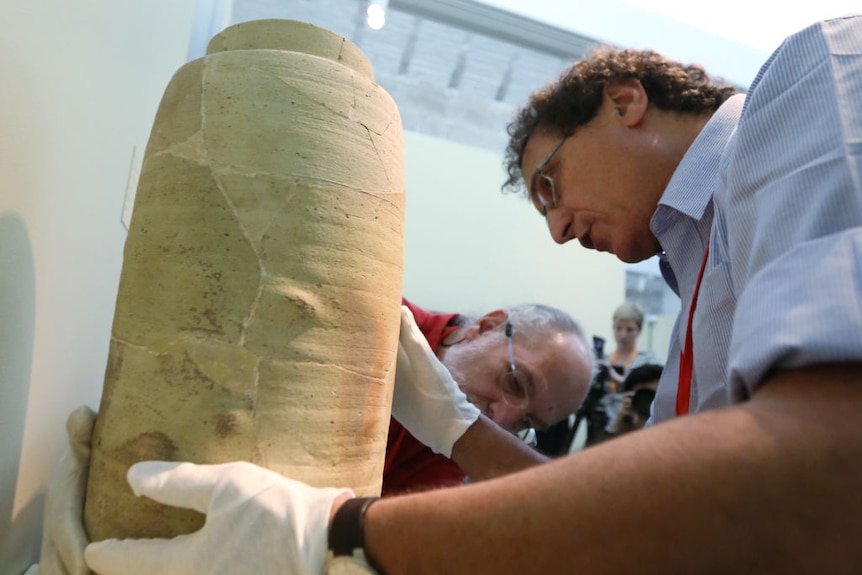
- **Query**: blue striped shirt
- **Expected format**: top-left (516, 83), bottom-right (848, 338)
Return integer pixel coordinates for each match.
top-left (650, 15), bottom-right (862, 422)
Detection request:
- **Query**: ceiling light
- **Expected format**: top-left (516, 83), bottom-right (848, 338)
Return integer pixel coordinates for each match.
top-left (366, 0), bottom-right (389, 30)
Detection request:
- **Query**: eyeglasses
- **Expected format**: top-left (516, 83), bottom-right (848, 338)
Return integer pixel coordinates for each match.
top-left (530, 135), bottom-right (567, 217)
top-left (502, 321), bottom-right (530, 411)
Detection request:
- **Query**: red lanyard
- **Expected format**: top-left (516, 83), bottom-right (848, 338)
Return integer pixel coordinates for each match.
top-left (676, 243), bottom-right (709, 416)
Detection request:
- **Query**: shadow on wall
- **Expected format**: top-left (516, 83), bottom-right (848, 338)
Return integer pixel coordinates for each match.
top-left (0, 212), bottom-right (38, 573)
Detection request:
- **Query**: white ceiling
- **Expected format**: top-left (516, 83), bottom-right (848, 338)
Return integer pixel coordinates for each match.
top-left (475, 0), bottom-right (860, 86)
top-left (617, 0), bottom-right (860, 51)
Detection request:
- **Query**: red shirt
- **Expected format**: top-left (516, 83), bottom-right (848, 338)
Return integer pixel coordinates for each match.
top-left (381, 298), bottom-right (467, 495)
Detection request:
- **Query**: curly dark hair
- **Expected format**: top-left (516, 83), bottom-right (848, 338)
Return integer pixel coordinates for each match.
top-left (502, 47), bottom-right (738, 195)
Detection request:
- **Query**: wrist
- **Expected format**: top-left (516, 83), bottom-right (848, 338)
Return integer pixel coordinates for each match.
top-left (328, 497), bottom-right (381, 573)
top-left (329, 491), bottom-right (354, 528)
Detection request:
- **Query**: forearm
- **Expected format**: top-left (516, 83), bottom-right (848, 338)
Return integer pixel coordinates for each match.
top-left (362, 364), bottom-right (862, 574)
top-left (448, 415), bottom-right (548, 481)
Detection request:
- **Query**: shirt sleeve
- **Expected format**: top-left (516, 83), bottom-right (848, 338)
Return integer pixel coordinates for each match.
top-left (721, 17), bottom-right (862, 398)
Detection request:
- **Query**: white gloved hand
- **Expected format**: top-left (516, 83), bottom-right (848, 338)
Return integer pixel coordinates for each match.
top-left (392, 306), bottom-right (481, 457)
top-left (39, 405), bottom-right (97, 575)
top-left (84, 461), bottom-right (353, 575)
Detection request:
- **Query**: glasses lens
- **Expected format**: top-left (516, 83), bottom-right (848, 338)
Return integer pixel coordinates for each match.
top-left (502, 369), bottom-right (529, 409)
top-left (533, 173), bottom-right (555, 209)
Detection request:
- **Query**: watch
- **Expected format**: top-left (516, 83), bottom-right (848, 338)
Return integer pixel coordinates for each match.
top-left (325, 497), bottom-right (380, 575)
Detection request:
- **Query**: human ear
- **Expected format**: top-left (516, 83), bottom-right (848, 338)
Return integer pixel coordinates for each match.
top-left (474, 309), bottom-right (508, 335)
top-left (604, 78), bottom-right (648, 127)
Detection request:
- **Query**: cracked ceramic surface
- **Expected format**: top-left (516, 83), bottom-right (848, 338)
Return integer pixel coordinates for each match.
top-left (85, 19), bottom-right (405, 541)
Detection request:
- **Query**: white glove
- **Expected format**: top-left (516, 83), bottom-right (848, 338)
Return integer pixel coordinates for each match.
top-left (84, 460), bottom-right (353, 575)
top-left (392, 306), bottom-right (481, 457)
top-left (39, 405), bottom-right (97, 575)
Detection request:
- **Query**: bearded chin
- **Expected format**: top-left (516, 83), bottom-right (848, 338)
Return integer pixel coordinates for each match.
top-left (444, 350), bottom-right (489, 415)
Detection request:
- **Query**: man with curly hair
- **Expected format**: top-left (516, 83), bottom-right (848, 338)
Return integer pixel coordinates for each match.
top-left (79, 16), bottom-right (862, 575)
top-left (503, 47), bottom-right (740, 422)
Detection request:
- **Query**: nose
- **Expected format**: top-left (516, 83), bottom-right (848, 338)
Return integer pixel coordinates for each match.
top-left (546, 209), bottom-right (575, 245)
top-left (490, 401), bottom-right (526, 432)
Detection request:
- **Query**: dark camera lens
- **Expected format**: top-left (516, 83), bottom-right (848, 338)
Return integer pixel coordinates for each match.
top-left (592, 336), bottom-right (605, 358)
top-left (631, 388), bottom-right (656, 417)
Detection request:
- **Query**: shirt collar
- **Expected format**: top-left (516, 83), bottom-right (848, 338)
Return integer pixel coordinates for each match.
top-left (653, 94), bottom-right (746, 230)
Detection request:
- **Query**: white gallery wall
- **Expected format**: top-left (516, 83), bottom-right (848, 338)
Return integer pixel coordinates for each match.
top-left (0, 4), bottom-right (638, 572)
top-left (401, 131), bottom-right (625, 338)
top-left (0, 1), bottom-right (198, 572)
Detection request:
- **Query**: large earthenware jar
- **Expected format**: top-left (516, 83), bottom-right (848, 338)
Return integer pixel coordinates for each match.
top-left (84, 19), bottom-right (405, 541)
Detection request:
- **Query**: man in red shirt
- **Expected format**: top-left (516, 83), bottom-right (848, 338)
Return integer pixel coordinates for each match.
top-left (39, 298), bottom-right (594, 573)
top-left (384, 298), bottom-right (592, 494)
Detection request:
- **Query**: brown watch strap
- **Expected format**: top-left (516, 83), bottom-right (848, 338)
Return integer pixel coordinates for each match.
top-left (329, 497), bottom-right (379, 557)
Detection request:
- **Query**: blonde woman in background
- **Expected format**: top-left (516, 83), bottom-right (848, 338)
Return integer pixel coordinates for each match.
top-left (599, 304), bottom-right (661, 391)
top-left (597, 303), bottom-right (662, 432)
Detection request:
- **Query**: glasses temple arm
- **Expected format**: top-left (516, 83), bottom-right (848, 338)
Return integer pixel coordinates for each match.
top-left (505, 322), bottom-right (516, 373)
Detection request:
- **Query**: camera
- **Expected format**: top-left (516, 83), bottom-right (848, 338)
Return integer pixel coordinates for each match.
top-left (592, 337), bottom-right (612, 383)
top-left (592, 336), bottom-right (605, 358)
